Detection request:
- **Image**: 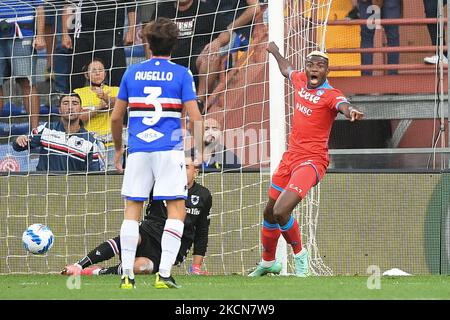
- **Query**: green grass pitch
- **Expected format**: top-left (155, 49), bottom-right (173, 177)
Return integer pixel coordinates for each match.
top-left (1, 275), bottom-right (450, 300)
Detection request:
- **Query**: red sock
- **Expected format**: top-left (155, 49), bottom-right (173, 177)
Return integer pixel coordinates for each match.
top-left (280, 216), bottom-right (302, 255)
top-left (261, 221), bottom-right (281, 262)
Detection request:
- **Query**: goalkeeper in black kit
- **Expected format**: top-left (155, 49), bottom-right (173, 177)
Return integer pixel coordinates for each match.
top-left (62, 156), bottom-right (212, 276)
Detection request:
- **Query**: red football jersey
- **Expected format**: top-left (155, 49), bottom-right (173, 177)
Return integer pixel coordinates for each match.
top-left (288, 71), bottom-right (349, 165)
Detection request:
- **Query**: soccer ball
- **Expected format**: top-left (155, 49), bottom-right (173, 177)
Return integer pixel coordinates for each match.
top-left (22, 224), bottom-right (54, 254)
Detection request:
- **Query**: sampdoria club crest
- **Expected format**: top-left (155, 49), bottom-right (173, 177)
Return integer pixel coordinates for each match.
top-left (191, 195), bottom-right (200, 205)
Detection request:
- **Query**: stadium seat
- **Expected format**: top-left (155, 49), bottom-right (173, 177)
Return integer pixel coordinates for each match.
top-left (0, 122), bottom-right (36, 137)
top-left (0, 104), bottom-right (59, 118)
top-left (124, 45), bottom-right (145, 58)
top-left (0, 103), bottom-right (27, 117)
top-left (39, 104), bottom-right (60, 115)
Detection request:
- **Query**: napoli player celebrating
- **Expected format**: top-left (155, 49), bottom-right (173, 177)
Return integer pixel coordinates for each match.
top-left (249, 42), bottom-right (363, 277)
top-left (111, 18), bottom-right (203, 289)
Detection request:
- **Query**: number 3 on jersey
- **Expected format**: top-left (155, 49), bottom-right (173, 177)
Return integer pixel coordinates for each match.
top-left (142, 86), bottom-right (162, 126)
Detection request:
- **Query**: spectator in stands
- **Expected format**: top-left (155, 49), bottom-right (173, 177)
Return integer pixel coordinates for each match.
top-left (74, 58), bottom-right (118, 171)
top-left (138, 0), bottom-right (158, 25)
top-left (0, 0), bottom-right (45, 129)
top-left (356, 0), bottom-right (401, 75)
top-left (196, 0), bottom-right (261, 109)
top-left (50, 2), bottom-right (71, 95)
top-left (198, 117), bottom-right (241, 170)
top-left (346, 0), bottom-right (360, 19)
top-left (61, 0), bottom-right (137, 92)
top-left (154, 0), bottom-right (226, 114)
top-left (42, 1), bottom-right (59, 82)
top-left (423, 0), bottom-right (448, 65)
top-left (12, 93), bottom-right (101, 173)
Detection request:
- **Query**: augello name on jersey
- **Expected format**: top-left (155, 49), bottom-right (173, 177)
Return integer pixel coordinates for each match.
top-left (135, 71), bottom-right (174, 81)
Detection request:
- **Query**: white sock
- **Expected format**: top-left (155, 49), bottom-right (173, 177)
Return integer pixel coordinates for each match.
top-left (120, 219), bottom-right (139, 279)
top-left (261, 259), bottom-right (275, 268)
top-left (158, 219), bottom-right (184, 278)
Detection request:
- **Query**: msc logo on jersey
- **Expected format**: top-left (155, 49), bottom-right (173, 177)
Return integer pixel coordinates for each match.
top-left (296, 103), bottom-right (313, 116)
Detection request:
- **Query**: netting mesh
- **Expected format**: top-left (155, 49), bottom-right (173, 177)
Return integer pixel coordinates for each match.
top-left (3, 0), bottom-right (445, 276)
top-left (0, 0), bottom-right (339, 275)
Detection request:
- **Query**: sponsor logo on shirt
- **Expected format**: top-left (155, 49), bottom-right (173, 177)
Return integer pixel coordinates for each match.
top-left (136, 128), bottom-right (164, 143)
top-left (176, 19), bottom-right (194, 37)
top-left (186, 207), bottom-right (201, 216)
top-left (298, 87), bottom-right (321, 104)
top-left (296, 103), bottom-right (313, 116)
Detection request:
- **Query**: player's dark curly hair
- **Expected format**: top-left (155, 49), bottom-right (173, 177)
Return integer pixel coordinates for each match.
top-left (143, 17), bottom-right (179, 56)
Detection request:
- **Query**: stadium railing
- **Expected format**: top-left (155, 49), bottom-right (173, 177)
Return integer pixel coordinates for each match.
top-left (326, 17), bottom-right (448, 95)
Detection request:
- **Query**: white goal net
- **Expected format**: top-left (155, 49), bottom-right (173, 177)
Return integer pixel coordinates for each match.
top-left (0, 0), bottom-right (332, 276)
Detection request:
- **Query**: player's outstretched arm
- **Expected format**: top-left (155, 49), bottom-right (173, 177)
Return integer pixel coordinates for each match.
top-left (338, 102), bottom-right (364, 122)
top-left (266, 41), bottom-right (295, 78)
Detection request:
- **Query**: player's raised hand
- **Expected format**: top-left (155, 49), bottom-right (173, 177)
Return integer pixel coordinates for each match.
top-left (266, 41), bottom-right (280, 55)
top-left (349, 107), bottom-right (364, 122)
top-left (16, 135), bottom-right (30, 148)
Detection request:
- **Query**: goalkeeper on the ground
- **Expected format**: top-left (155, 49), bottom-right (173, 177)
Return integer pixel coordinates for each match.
top-left (61, 156), bottom-right (212, 276)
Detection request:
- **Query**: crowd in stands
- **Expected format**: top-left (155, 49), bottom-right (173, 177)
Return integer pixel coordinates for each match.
top-left (0, 0), bottom-right (446, 172)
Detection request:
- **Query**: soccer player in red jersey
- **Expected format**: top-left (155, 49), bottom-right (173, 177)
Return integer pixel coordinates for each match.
top-left (249, 42), bottom-right (364, 277)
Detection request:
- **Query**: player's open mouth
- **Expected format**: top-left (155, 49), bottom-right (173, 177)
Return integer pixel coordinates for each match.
top-left (309, 75), bottom-right (319, 85)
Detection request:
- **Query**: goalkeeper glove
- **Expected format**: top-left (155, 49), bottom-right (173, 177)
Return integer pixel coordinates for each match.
top-left (189, 264), bottom-right (208, 275)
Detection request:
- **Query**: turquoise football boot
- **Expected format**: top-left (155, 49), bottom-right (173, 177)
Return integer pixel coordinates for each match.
top-left (248, 261), bottom-right (282, 277)
top-left (294, 249), bottom-right (310, 277)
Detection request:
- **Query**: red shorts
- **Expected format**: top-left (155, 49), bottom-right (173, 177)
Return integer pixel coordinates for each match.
top-left (269, 152), bottom-right (327, 200)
